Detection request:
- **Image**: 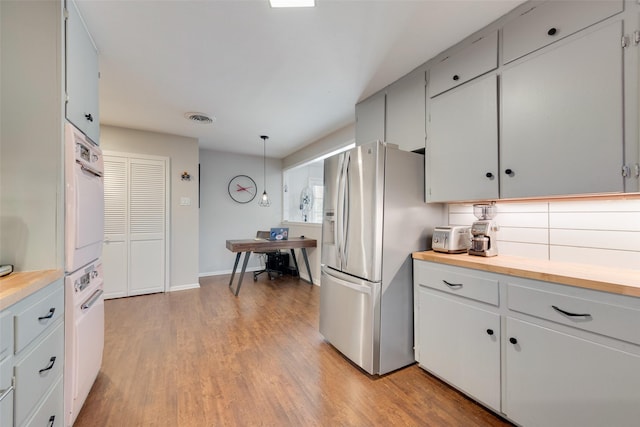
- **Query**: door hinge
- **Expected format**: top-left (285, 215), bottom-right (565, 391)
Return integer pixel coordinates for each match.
top-left (622, 165), bottom-right (631, 177)
top-left (63, 7), bottom-right (69, 20)
top-left (622, 35), bottom-right (630, 48)
top-left (634, 31), bottom-right (640, 46)
top-left (635, 163), bottom-right (640, 178)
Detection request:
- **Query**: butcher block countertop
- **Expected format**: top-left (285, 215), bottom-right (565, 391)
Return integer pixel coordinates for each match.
top-left (0, 269), bottom-right (63, 310)
top-left (413, 251), bottom-right (640, 298)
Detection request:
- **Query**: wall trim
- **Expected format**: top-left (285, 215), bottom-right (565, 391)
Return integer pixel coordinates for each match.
top-left (170, 283), bottom-right (200, 292)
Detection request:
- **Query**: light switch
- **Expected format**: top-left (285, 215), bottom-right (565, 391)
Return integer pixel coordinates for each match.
top-left (180, 197), bottom-right (191, 206)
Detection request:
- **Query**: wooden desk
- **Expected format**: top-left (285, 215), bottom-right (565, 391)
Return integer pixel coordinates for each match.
top-left (226, 237), bottom-right (317, 296)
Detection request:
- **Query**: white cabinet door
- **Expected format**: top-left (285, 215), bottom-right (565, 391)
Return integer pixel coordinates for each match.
top-left (66, 0), bottom-right (100, 143)
top-left (427, 75), bottom-right (499, 202)
top-left (505, 317), bottom-right (640, 427)
top-left (501, 21), bottom-right (624, 198)
top-left (417, 287), bottom-right (501, 412)
top-left (355, 91), bottom-right (385, 145)
top-left (386, 69), bottom-right (425, 152)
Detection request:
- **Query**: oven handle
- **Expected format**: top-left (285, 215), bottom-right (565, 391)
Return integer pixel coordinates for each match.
top-left (77, 161), bottom-right (103, 178)
top-left (81, 289), bottom-right (104, 312)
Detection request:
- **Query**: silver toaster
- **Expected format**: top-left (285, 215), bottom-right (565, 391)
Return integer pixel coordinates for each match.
top-left (432, 226), bottom-right (472, 253)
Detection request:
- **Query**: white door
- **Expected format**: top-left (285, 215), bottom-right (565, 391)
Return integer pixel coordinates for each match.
top-left (103, 153), bottom-right (169, 299)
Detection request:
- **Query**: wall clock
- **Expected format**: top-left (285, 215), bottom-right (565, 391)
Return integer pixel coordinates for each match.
top-left (228, 175), bottom-right (257, 203)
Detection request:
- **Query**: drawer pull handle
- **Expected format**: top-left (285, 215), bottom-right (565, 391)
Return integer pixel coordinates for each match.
top-left (509, 337), bottom-right (518, 345)
top-left (486, 329), bottom-right (494, 336)
top-left (442, 280), bottom-right (463, 289)
top-left (85, 113), bottom-right (94, 122)
top-left (38, 307), bottom-right (56, 321)
top-left (48, 415), bottom-right (56, 427)
top-left (547, 27), bottom-right (557, 36)
top-left (485, 172), bottom-right (494, 179)
top-left (39, 356), bottom-right (56, 374)
top-left (452, 74), bottom-right (460, 81)
top-left (552, 305), bottom-right (591, 318)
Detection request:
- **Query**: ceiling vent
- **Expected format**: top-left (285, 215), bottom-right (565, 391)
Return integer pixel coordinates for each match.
top-left (184, 112), bottom-right (214, 124)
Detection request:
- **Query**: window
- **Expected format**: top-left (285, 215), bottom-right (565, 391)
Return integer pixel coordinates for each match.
top-left (282, 143), bottom-right (354, 224)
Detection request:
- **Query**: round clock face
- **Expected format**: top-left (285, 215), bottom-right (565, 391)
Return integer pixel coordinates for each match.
top-left (228, 175), bottom-right (257, 203)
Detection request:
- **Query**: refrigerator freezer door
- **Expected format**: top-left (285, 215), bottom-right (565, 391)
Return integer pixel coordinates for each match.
top-left (321, 152), bottom-right (343, 271)
top-left (319, 266), bottom-right (381, 375)
top-left (341, 142), bottom-right (384, 282)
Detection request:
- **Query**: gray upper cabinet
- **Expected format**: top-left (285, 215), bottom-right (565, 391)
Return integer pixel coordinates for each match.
top-left (501, 20), bottom-right (624, 199)
top-left (66, 0), bottom-right (100, 144)
top-left (386, 68), bottom-right (426, 152)
top-left (355, 91), bottom-right (385, 145)
top-left (427, 75), bottom-right (499, 202)
top-left (429, 31), bottom-right (498, 98)
top-left (502, 0), bottom-right (624, 64)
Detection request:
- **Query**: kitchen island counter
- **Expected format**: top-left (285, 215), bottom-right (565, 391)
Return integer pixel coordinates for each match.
top-left (413, 251), bottom-right (640, 298)
top-left (0, 269), bottom-right (63, 310)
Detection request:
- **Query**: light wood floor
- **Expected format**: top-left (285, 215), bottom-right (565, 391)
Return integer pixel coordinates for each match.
top-left (74, 274), bottom-right (512, 426)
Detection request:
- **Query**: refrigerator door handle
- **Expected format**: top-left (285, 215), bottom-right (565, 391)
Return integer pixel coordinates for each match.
top-left (342, 152), bottom-right (350, 266)
top-left (336, 154), bottom-right (345, 265)
top-left (323, 268), bottom-right (373, 295)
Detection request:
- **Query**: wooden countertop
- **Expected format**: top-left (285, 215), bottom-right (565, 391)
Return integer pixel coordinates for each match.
top-left (0, 269), bottom-right (63, 310)
top-left (413, 251), bottom-right (640, 298)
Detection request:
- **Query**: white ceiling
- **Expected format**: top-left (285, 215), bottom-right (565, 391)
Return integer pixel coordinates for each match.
top-left (76, 0), bottom-right (524, 159)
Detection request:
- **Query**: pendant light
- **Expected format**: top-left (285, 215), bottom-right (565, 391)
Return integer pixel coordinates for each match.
top-left (259, 135), bottom-right (271, 207)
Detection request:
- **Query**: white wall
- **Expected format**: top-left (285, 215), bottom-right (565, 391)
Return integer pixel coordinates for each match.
top-left (100, 125), bottom-right (200, 290)
top-left (449, 199), bottom-right (640, 271)
top-left (199, 149), bottom-right (283, 276)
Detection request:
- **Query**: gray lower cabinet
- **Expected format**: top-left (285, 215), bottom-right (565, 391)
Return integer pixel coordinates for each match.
top-left (413, 259), bottom-right (640, 426)
top-left (504, 316), bottom-right (640, 427)
top-left (0, 280), bottom-right (64, 427)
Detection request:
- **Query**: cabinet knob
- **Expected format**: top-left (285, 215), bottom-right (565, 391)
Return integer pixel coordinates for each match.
top-left (452, 74), bottom-right (460, 81)
top-left (505, 168), bottom-right (513, 176)
top-left (485, 172), bottom-right (494, 179)
top-left (85, 113), bottom-right (94, 122)
top-left (486, 329), bottom-right (494, 336)
top-left (547, 27), bottom-right (558, 36)
top-left (509, 337), bottom-right (518, 345)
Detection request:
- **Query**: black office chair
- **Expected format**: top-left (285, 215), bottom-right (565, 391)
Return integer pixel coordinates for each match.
top-left (253, 231), bottom-right (282, 281)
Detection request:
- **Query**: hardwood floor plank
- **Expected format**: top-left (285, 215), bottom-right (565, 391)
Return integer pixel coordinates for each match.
top-left (74, 275), bottom-right (512, 426)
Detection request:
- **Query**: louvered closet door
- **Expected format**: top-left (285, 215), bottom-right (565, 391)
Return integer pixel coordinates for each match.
top-left (103, 154), bottom-right (168, 299)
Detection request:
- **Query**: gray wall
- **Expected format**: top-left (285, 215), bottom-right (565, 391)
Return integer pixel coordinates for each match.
top-left (100, 125), bottom-right (199, 290)
top-left (199, 148), bottom-right (283, 275)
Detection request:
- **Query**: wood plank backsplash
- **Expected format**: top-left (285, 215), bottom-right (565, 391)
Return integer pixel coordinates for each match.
top-left (448, 200), bottom-right (640, 271)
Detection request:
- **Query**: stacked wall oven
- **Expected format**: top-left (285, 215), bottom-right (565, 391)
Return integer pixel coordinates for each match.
top-left (63, 122), bottom-right (105, 425)
top-left (320, 141), bottom-right (444, 375)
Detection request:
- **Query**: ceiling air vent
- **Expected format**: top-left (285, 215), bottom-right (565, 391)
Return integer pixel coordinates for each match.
top-left (184, 112), bottom-right (214, 124)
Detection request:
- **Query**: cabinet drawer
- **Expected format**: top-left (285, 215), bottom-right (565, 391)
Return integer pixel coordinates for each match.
top-left (14, 323), bottom-right (63, 427)
top-left (414, 261), bottom-right (499, 306)
top-left (502, 0), bottom-right (623, 64)
top-left (14, 283), bottom-right (64, 354)
top-left (429, 30), bottom-right (497, 97)
top-left (508, 283), bottom-right (640, 345)
top-left (0, 384), bottom-right (12, 427)
top-left (0, 311), bottom-right (12, 361)
top-left (22, 376), bottom-right (63, 427)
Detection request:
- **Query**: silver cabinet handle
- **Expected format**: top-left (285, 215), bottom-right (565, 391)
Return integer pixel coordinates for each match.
top-left (0, 377), bottom-right (14, 402)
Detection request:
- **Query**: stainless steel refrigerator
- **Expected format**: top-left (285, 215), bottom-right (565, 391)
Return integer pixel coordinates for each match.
top-left (319, 140), bottom-right (444, 375)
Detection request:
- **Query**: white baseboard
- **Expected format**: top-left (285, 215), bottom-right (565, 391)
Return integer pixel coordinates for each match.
top-left (169, 282), bottom-right (200, 292)
top-left (199, 266), bottom-right (261, 278)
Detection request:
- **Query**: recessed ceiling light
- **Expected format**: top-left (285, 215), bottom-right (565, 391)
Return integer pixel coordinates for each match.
top-left (269, 0), bottom-right (315, 8)
top-left (184, 112), bottom-right (215, 124)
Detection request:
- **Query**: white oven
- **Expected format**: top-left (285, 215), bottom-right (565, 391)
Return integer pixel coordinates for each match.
top-left (64, 259), bottom-right (104, 426)
top-left (65, 122), bottom-right (104, 274)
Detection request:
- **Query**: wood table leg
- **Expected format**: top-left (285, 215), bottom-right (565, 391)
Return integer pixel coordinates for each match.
top-left (301, 248), bottom-right (313, 285)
